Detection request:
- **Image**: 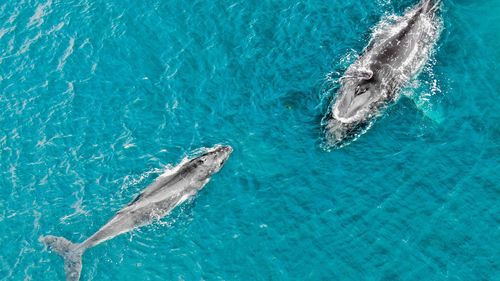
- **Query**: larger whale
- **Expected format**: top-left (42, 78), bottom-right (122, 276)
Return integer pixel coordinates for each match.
top-left (40, 145), bottom-right (233, 281)
top-left (323, 0), bottom-right (442, 148)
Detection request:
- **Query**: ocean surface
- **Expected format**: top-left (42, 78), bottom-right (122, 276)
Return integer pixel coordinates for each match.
top-left (0, 0), bottom-right (499, 280)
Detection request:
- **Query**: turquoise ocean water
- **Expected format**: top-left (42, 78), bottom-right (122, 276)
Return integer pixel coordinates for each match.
top-left (1, 0), bottom-right (499, 280)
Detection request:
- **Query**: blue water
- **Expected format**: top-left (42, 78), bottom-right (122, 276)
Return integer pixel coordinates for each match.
top-left (1, 0), bottom-right (499, 280)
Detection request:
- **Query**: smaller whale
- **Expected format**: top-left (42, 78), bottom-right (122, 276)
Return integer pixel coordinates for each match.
top-left (323, 0), bottom-right (442, 148)
top-left (40, 145), bottom-right (233, 281)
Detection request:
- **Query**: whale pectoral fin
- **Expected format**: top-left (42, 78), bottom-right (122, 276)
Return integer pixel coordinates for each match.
top-left (403, 92), bottom-right (444, 124)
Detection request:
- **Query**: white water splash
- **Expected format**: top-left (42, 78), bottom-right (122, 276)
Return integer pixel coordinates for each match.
top-left (57, 37), bottom-right (75, 71)
top-left (27, 0), bottom-right (52, 28)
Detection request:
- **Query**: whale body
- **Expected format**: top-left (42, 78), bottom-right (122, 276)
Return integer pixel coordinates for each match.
top-left (40, 145), bottom-right (233, 281)
top-left (323, 0), bottom-right (442, 148)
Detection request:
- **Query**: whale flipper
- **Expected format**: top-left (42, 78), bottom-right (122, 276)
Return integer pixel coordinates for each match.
top-left (40, 235), bottom-right (84, 281)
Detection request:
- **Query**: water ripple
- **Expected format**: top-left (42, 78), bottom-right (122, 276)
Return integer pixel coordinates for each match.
top-left (0, 0), bottom-right (499, 280)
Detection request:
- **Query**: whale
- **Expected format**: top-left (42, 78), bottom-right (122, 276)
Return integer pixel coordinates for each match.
top-left (40, 145), bottom-right (233, 281)
top-left (323, 0), bottom-right (442, 148)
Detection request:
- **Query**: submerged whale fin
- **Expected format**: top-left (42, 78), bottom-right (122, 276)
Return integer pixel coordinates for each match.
top-left (402, 91), bottom-right (444, 124)
top-left (40, 235), bottom-right (84, 281)
top-left (412, 98), bottom-right (444, 124)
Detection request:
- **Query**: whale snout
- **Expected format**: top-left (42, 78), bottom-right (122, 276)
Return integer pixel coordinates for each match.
top-left (208, 145), bottom-right (233, 168)
top-left (219, 145), bottom-right (233, 164)
top-left (212, 145), bottom-right (233, 160)
top-left (219, 145), bottom-right (233, 154)
top-left (324, 118), bottom-right (367, 149)
top-left (325, 119), bottom-right (350, 148)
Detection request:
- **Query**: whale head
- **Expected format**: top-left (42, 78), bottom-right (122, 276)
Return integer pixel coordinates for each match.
top-left (333, 71), bottom-right (381, 122)
top-left (186, 145), bottom-right (233, 180)
top-left (325, 69), bottom-right (383, 148)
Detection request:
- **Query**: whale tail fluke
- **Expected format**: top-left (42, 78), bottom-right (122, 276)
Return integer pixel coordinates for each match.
top-left (40, 235), bottom-right (84, 281)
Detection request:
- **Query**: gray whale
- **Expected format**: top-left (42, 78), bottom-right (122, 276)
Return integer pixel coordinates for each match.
top-left (40, 145), bottom-right (232, 281)
top-left (323, 0), bottom-right (442, 148)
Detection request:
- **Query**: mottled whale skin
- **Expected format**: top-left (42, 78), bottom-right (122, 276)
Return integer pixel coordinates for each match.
top-left (40, 145), bottom-right (232, 281)
top-left (323, 0), bottom-right (441, 148)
